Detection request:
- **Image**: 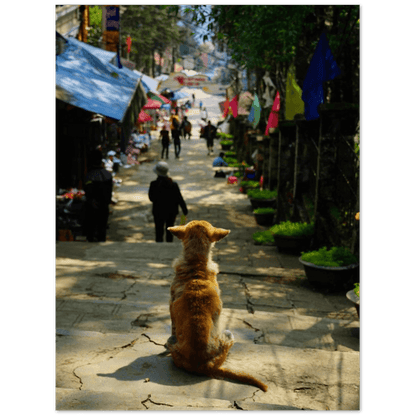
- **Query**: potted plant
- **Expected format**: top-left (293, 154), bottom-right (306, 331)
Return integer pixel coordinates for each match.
top-left (247, 189), bottom-right (277, 209)
top-left (240, 180), bottom-right (260, 194)
top-left (252, 230), bottom-right (275, 245)
top-left (253, 207), bottom-right (276, 226)
top-left (220, 140), bottom-right (234, 151)
top-left (299, 246), bottom-right (359, 291)
top-left (270, 221), bottom-right (314, 253)
top-left (346, 283), bottom-right (360, 317)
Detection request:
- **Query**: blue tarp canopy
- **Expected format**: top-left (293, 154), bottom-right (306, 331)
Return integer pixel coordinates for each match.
top-left (56, 36), bottom-right (145, 121)
top-left (170, 90), bottom-right (190, 101)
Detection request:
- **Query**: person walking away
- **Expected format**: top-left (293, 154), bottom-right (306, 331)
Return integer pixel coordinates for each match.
top-left (199, 100), bottom-right (203, 112)
top-left (170, 111), bottom-right (181, 158)
top-left (84, 149), bottom-right (113, 242)
top-left (160, 128), bottom-right (170, 159)
top-left (149, 161), bottom-right (188, 242)
top-left (203, 120), bottom-right (217, 155)
top-left (180, 116), bottom-right (192, 140)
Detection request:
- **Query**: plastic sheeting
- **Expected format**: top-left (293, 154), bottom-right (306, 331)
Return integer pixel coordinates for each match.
top-left (56, 36), bottom-right (145, 121)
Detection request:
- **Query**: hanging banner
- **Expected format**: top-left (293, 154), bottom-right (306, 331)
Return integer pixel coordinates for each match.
top-left (105, 6), bottom-right (120, 31)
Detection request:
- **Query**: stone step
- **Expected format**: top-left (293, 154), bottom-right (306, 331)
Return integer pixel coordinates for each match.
top-left (57, 300), bottom-right (359, 352)
top-left (56, 329), bottom-right (359, 410)
top-left (56, 388), bottom-right (305, 411)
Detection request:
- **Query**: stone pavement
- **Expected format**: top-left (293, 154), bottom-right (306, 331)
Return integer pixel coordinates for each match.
top-left (56, 110), bottom-right (360, 410)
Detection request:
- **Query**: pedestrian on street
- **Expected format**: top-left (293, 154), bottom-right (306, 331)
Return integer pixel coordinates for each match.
top-left (199, 100), bottom-right (203, 112)
top-left (202, 120), bottom-right (217, 155)
top-left (180, 116), bottom-right (192, 140)
top-left (160, 128), bottom-right (170, 159)
top-left (213, 152), bottom-right (228, 167)
top-left (148, 161), bottom-right (188, 243)
top-left (170, 110), bottom-right (181, 158)
top-left (84, 149), bottom-right (113, 242)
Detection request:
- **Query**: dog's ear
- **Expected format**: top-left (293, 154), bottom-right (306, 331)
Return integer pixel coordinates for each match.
top-left (210, 227), bottom-right (230, 242)
top-left (168, 225), bottom-right (187, 240)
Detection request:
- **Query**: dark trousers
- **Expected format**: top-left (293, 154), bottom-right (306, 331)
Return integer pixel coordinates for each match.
top-left (161, 145), bottom-right (169, 159)
top-left (207, 137), bottom-right (214, 149)
top-left (154, 214), bottom-right (176, 242)
top-left (174, 140), bottom-right (181, 158)
top-left (85, 205), bottom-right (109, 242)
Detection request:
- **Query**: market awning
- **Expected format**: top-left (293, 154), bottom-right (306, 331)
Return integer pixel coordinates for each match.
top-left (137, 110), bottom-right (152, 123)
top-left (142, 98), bottom-right (162, 110)
top-left (55, 35), bottom-right (146, 121)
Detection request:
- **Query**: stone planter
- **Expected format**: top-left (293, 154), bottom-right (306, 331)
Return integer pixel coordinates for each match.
top-left (254, 212), bottom-right (275, 226)
top-left (272, 234), bottom-right (312, 253)
top-left (220, 144), bottom-right (232, 151)
top-left (298, 257), bottom-right (359, 291)
top-left (346, 289), bottom-right (360, 318)
top-left (249, 198), bottom-right (276, 210)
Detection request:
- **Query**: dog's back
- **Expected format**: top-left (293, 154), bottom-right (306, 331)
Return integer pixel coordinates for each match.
top-left (167, 221), bottom-right (268, 392)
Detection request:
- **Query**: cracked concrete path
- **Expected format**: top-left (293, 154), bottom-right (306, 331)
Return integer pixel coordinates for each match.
top-left (56, 127), bottom-right (359, 410)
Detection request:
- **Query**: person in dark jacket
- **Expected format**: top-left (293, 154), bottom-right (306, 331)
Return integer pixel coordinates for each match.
top-left (84, 149), bottom-right (113, 242)
top-left (149, 161), bottom-right (188, 242)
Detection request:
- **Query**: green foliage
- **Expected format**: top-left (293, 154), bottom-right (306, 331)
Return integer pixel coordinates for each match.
top-left (233, 171), bottom-right (242, 178)
top-left (354, 283), bottom-right (359, 298)
top-left (247, 189), bottom-right (277, 199)
top-left (224, 151), bottom-right (236, 156)
top-left (270, 221), bottom-right (314, 237)
top-left (223, 157), bottom-right (238, 164)
top-left (240, 181), bottom-right (260, 188)
top-left (301, 247), bottom-right (358, 267)
top-left (252, 230), bottom-right (274, 245)
top-left (220, 140), bottom-right (234, 146)
top-left (87, 5), bottom-right (103, 47)
top-left (253, 207), bottom-right (276, 214)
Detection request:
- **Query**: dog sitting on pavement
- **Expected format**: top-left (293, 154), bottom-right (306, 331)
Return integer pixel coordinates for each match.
top-left (165, 220), bottom-right (268, 392)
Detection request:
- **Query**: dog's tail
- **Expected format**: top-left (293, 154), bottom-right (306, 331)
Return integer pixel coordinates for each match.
top-left (211, 367), bottom-right (268, 392)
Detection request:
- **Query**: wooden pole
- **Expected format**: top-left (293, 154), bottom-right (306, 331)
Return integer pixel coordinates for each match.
top-left (275, 129), bottom-right (282, 222)
top-left (268, 136), bottom-right (273, 190)
top-left (293, 124), bottom-right (299, 214)
top-left (313, 117), bottom-right (322, 221)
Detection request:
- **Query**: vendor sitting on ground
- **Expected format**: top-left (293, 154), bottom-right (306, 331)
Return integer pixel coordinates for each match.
top-left (212, 152), bottom-right (228, 167)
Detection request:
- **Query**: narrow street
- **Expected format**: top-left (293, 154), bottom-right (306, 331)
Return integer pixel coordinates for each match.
top-left (56, 104), bottom-right (359, 411)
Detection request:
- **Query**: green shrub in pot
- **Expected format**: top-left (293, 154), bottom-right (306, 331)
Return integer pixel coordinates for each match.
top-left (270, 221), bottom-right (314, 237)
top-left (247, 189), bottom-right (277, 199)
top-left (301, 246), bottom-right (358, 267)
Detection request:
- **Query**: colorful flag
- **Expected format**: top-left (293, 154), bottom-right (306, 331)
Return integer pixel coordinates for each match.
top-left (265, 91), bottom-right (280, 136)
top-left (126, 36), bottom-right (132, 53)
top-left (301, 33), bottom-right (341, 121)
top-left (285, 66), bottom-right (304, 120)
top-left (248, 94), bottom-right (261, 128)
top-left (230, 95), bottom-right (238, 118)
top-left (223, 98), bottom-right (230, 118)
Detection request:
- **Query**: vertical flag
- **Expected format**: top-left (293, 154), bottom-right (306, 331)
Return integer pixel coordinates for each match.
top-left (223, 98), bottom-right (230, 118)
top-left (248, 93), bottom-right (261, 128)
top-left (126, 36), bottom-right (132, 53)
top-left (301, 32), bottom-right (341, 121)
top-left (229, 95), bottom-right (239, 118)
top-left (265, 91), bottom-right (280, 136)
top-left (285, 66), bottom-right (304, 120)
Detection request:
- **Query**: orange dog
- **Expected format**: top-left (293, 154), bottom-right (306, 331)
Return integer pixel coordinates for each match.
top-left (166, 220), bottom-right (268, 392)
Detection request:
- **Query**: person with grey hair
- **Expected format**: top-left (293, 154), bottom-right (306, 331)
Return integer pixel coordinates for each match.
top-left (148, 161), bottom-right (188, 242)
